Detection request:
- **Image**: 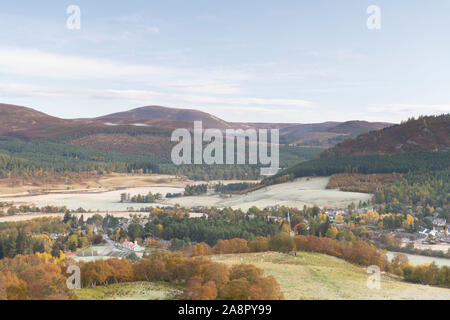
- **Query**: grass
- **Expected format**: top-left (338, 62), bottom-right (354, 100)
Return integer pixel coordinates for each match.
top-left (73, 251), bottom-right (449, 300)
top-left (210, 251), bottom-right (450, 300)
top-left (75, 281), bottom-right (183, 300)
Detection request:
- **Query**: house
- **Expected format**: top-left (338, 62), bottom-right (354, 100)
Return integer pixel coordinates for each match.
top-left (50, 233), bottom-right (61, 240)
top-left (432, 218), bottom-right (447, 227)
top-left (267, 215), bottom-right (283, 223)
top-left (419, 228), bottom-right (437, 238)
top-left (118, 218), bottom-right (130, 230)
top-left (121, 241), bottom-right (143, 252)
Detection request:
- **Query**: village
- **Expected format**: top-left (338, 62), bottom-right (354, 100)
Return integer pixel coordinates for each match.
top-left (43, 201), bottom-right (447, 265)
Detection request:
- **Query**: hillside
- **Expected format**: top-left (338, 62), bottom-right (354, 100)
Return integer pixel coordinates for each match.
top-left (279, 120), bottom-right (392, 148)
top-left (74, 252), bottom-right (450, 300)
top-left (212, 252), bottom-right (450, 300)
top-left (322, 115), bottom-right (450, 157)
top-left (279, 121), bottom-right (340, 136)
top-left (0, 102), bottom-right (392, 138)
top-left (0, 103), bottom-right (70, 137)
top-left (76, 282), bottom-right (182, 300)
top-left (271, 150), bottom-right (450, 182)
top-left (98, 105), bottom-right (231, 128)
top-left (326, 120), bottom-right (392, 136)
top-left (0, 103), bottom-right (399, 178)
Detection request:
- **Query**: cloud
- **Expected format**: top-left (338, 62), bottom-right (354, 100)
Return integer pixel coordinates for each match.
top-left (0, 82), bottom-right (313, 109)
top-left (0, 46), bottom-right (316, 122)
top-left (368, 104), bottom-right (450, 114)
top-left (0, 46), bottom-right (246, 95)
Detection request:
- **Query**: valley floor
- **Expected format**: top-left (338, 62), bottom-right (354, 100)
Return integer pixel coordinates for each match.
top-left (0, 176), bottom-right (371, 214)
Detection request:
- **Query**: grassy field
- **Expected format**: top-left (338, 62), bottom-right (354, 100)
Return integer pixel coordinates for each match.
top-left (210, 252), bottom-right (450, 300)
top-left (75, 281), bottom-right (182, 300)
top-left (74, 251), bottom-right (450, 300)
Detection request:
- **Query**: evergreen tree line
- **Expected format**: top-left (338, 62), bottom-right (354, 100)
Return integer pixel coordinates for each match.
top-left (268, 150), bottom-right (449, 182)
top-left (145, 213), bottom-right (280, 246)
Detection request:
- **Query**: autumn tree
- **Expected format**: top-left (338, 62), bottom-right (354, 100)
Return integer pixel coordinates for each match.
top-left (20, 264), bottom-right (71, 300)
top-left (3, 272), bottom-right (28, 300)
top-left (192, 242), bottom-right (212, 257)
top-left (268, 233), bottom-right (296, 253)
top-left (0, 272), bottom-right (6, 300)
top-left (249, 275), bottom-right (284, 300)
top-left (248, 237), bottom-right (269, 252)
top-left (183, 276), bottom-right (218, 300)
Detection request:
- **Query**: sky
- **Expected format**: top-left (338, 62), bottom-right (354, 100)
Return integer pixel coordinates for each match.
top-left (0, 0), bottom-right (449, 123)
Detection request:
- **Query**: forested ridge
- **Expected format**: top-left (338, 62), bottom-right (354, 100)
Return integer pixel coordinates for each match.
top-left (270, 150), bottom-right (449, 181)
top-left (321, 114), bottom-right (450, 157)
top-left (0, 136), bottom-right (161, 178)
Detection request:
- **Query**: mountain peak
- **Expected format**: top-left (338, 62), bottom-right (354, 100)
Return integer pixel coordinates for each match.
top-left (97, 105), bottom-right (231, 128)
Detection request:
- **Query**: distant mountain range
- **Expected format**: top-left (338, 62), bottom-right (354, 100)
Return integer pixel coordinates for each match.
top-left (0, 103), bottom-right (394, 144)
top-left (1, 103), bottom-right (448, 181)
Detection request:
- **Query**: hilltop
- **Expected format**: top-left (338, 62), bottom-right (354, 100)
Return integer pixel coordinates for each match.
top-left (0, 103), bottom-right (70, 137)
top-left (326, 120), bottom-right (391, 136)
top-left (97, 105), bottom-right (231, 129)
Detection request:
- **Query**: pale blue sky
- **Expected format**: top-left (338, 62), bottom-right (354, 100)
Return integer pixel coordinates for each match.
top-left (0, 0), bottom-right (449, 122)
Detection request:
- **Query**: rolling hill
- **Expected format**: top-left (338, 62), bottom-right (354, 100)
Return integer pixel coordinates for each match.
top-left (97, 105), bottom-right (231, 128)
top-left (76, 251), bottom-right (450, 300)
top-left (326, 120), bottom-right (391, 136)
top-left (0, 103), bottom-right (70, 137)
top-left (213, 252), bottom-right (450, 300)
top-left (279, 120), bottom-right (392, 148)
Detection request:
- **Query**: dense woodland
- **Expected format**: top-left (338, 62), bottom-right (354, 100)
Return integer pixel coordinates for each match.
top-left (0, 128), bottom-right (325, 182)
top-left (0, 137), bottom-right (160, 178)
top-left (145, 212), bottom-right (280, 246)
top-left (0, 137), bottom-right (262, 181)
top-left (184, 184), bottom-right (208, 196)
top-left (326, 173), bottom-right (403, 193)
top-left (271, 150), bottom-right (449, 180)
top-left (373, 169), bottom-right (449, 208)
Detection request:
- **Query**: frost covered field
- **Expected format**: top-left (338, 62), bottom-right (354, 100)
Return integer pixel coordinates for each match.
top-left (165, 177), bottom-right (372, 210)
top-left (0, 177), bottom-right (372, 217)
